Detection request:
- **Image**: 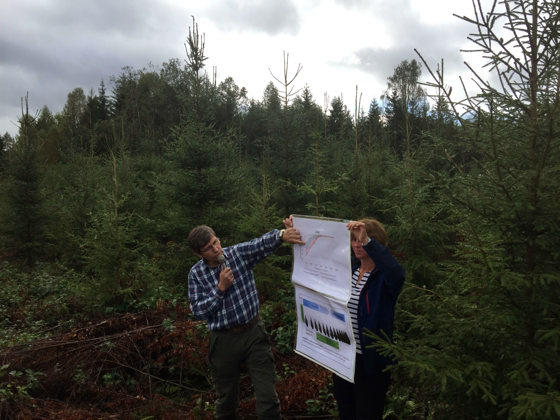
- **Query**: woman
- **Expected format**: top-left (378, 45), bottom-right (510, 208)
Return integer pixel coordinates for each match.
top-left (333, 219), bottom-right (406, 419)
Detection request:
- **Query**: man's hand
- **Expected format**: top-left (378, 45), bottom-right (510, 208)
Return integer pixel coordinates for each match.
top-left (282, 215), bottom-right (295, 228)
top-left (281, 215), bottom-right (305, 245)
top-left (282, 227), bottom-right (305, 245)
top-left (218, 267), bottom-right (235, 292)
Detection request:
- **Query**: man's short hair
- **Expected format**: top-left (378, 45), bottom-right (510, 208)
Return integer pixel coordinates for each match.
top-left (359, 218), bottom-right (388, 247)
top-left (187, 225), bottom-right (216, 254)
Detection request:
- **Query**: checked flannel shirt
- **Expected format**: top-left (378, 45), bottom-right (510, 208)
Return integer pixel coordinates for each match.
top-left (188, 229), bottom-right (283, 331)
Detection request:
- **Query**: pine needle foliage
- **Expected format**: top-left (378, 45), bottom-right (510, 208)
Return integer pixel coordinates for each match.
top-left (1, 98), bottom-right (48, 267)
top-left (379, 1), bottom-right (560, 418)
top-left (81, 154), bottom-right (144, 312)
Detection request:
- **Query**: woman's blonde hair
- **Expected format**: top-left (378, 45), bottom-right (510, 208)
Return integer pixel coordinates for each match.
top-left (359, 218), bottom-right (388, 247)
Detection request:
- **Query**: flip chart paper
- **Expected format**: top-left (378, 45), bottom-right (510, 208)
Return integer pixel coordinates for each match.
top-left (291, 215), bottom-right (355, 382)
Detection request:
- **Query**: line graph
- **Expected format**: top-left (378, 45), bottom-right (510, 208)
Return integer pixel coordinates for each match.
top-left (303, 233), bottom-right (335, 256)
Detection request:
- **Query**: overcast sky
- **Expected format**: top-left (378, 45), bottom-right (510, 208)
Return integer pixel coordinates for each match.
top-left (0, 0), bottom-right (490, 138)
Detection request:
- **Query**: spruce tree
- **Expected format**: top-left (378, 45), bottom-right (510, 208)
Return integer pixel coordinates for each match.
top-left (163, 17), bottom-right (246, 242)
top-left (1, 95), bottom-right (47, 266)
top-left (382, 1), bottom-right (560, 418)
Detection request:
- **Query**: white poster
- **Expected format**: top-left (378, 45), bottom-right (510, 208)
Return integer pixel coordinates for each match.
top-left (290, 215), bottom-right (356, 382)
top-left (291, 216), bottom-right (352, 302)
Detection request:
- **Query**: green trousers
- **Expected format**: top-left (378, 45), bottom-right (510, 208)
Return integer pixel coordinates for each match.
top-left (208, 320), bottom-right (281, 419)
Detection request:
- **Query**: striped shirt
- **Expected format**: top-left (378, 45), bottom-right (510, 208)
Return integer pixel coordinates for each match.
top-left (188, 230), bottom-right (283, 331)
top-left (348, 268), bottom-right (370, 354)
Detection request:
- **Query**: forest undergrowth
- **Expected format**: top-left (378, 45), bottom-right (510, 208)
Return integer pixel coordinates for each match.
top-left (0, 296), bottom-right (336, 419)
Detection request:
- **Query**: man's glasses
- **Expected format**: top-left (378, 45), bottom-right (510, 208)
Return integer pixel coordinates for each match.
top-left (200, 238), bottom-right (220, 253)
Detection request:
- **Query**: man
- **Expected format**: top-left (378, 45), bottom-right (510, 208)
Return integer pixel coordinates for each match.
top-left (187, 220), bottom-right (304, 419)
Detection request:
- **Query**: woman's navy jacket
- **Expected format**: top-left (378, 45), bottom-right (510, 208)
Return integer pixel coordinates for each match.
top-left (353, 237), bottom-right (405, 375)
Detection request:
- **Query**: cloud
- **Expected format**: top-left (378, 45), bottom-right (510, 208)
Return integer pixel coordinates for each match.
top-left (205, 0), bottom-right (300, 35)
top-left (0, 0), bottom-right (494, 137)
top-left (320, 0), bottom-right (475, 99)
top-left (0, 0), bottom-right (189, 135)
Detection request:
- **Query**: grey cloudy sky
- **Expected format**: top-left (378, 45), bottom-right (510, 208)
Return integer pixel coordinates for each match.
top-left (0, 0), bottom-right (489, 137)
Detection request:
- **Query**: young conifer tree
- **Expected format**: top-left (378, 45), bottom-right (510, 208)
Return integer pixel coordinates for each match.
top-left (164, 17), bottom-right (246, 241)
top-left (1, 94), bottom-right (47, 267)
top-left (379, 1), bottom-right (560, 418)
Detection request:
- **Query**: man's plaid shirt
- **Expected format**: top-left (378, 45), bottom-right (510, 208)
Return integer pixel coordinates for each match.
top-left (188, 229), bottom-right (283, 331)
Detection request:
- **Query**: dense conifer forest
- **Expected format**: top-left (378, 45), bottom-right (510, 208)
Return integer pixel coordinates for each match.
top-left (1, 1), bottom-right (559, 418)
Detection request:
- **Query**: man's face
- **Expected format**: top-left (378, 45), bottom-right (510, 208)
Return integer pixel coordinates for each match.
top-left (196, 235), bottom-right (223, 266)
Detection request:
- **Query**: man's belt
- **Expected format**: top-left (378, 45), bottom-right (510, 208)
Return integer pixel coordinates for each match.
top-left (219, 315), bottom-right (260, 334)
